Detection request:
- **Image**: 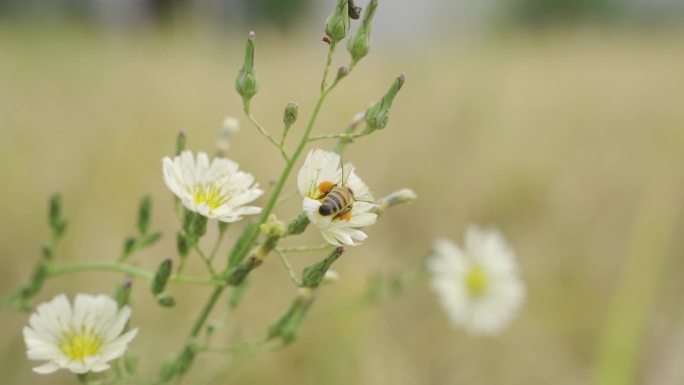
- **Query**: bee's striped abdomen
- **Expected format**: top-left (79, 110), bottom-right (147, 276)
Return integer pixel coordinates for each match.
top-left (319, 186), bottom-right (354, 217)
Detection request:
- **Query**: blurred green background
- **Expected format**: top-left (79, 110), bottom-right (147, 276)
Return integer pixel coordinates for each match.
top-left (1, 1), bottom-right (684, 384)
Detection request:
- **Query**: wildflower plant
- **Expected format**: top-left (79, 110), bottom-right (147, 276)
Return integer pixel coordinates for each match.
top-left (1, 1), bottom-right (525, 383)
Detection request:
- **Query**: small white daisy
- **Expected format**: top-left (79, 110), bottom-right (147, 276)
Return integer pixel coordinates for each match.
top-left (23, 294), bottom-right (138, 374)
top-left (428, 226), bottom-right (526, 335)
top-left (162, 150), bottom-right (263, 223)
top-left (297, 149), bottom-right (377, 246)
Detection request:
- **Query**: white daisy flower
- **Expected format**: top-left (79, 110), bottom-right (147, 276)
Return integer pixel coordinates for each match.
top-left (428, 226), bottom-right (526, 335)
top-left (162, 150), bottom-right (263, 223)
top-left (23, 294), bottom-right (138, 374)
top-left (297, 149), bottom-right (377, 246)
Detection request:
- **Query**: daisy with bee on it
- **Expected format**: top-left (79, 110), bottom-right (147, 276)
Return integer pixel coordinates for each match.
top-left (297, 149), bottom-right (377, 246)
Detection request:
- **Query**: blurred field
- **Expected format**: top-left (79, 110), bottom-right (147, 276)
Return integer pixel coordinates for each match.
top-left (1, 22), bottom-right (684, 385)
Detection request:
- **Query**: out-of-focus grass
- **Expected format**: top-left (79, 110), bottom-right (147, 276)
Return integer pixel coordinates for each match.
top-left (1, 22), bottom-right (684, 385)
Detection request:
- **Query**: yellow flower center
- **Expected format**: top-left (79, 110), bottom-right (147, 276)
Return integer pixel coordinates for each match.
top-left (193, 184), bottom-right (228, 210)
top-left (465, 265), bottom-right (488, 296)
top-left (59, 331), bottom-right (104, 362)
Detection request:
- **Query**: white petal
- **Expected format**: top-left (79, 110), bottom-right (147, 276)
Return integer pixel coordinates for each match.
top-left (33, 362), bottom-right (60, 374)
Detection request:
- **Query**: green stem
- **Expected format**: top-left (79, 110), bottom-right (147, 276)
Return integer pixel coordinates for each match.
top-left (194, 246), bottom-right (218, 277)
top-left (308, 132), bottom-right (366, 141)
top-left (320, 43), bottom-right (336, 92)
top-left (208, 227), bottom-right (227, 261)
top-left (276, 244), bottom-right (332, 253)
top-left (275, 249), bottom-right (300, 286)
top-left (189, 286), bottom-right (224, 338)
top-left (47, 262), bottom-right (225, 286)
top-left (201, 336), bottom-right (269, 354)
top-left (171, 42), bottom-right (343, 381)
top-left (244, 102), bottom-right (289, 161)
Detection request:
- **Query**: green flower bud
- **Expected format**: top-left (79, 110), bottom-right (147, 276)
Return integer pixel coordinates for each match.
top-left (122, 237), bottom-right (137, 258)
top-left (176, 131), bottom-right (186, 155)
top-left (301, 246), bottom-right (345, 288)
top-left (374, 188), bottom-right (418, 215)
top-left (226, 255), bottom-right (263, 286)
top-left (176, 232), bottom-right (190, 257)
top-left (287, 213), bottom-right (310, 235)
top-left (151, 259), bottom-right (172, 295)
top-left (335, 65), bottom-right (350, 82)
top-left (140, 231), bottom-right (162, 248)
top-left (158, 358), bottom-right (177, 382)
top-left (347, 0), bottom-right (377, 65)
top-left (113, 279), bottom-right (133, 308)
top-left (283, 101), bottom-right (299, 127)
top-left (137, 195), bottom-right (152, 234)
top-left (156, 292), bottom-right (176, 308)
top-left (260, 214), bottom-right (287, 238)
top-left (21, 260), bottom-right (48, 300)
top-left (325, 0), bottom-right (350, 44)
top-left (49, 193), bottom-right (67, 239)
top-left (41, 245), bottom-right (53, 260)
top-left (268, 289), bottom-right (314, 342)
top-left (235, 31), bottom-right (259, 103)
top-left (364, 73), bottom-right (405, 133)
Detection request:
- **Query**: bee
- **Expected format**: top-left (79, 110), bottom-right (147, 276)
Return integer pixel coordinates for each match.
top-left (316, 162), bottom-right (372, 221)
top-left (318, 182), bottom-right (355, 219)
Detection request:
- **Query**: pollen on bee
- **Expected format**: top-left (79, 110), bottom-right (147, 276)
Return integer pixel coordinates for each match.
top-left (318, 181), bottom-right (335, 195)
top-left (337, 210), bottom-right (352, 222)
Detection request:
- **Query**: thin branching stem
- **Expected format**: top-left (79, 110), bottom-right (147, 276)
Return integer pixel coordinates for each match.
top-left (175, 42), bottom-right (343, 381)
top-left (321, 43), bottom-right (336, 92)
top-left (308, 132), bottom-right (366, 142)
top-left (208, 228), bottom-right (227, 262)
top-left (46, 262), bottom-right (225, 286)
top-left (244, 102), bottom-right (289, 161)
top-left (275, 249), bottom-right (300, 286)
top-left (276, 244), bottom-right (332, 253)
top-left (201, 336), bottom-right (269, 354)
top-left (194, 245), bottom-right (218, 277)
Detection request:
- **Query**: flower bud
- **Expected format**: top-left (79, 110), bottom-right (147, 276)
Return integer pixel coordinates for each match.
top-left (335, 65), bottom-right (349, 82)
top-left (364, 73), bottom-right (405, 133)
top-left (122, 237), bottom-right (137, 258)
top-left (235, 31), bottom-right (259, 103)
top-left (113, 279), bottom-right (133, 308)
top-left (176, 131), bottom-right (186, 155)
top-left (260, 214), bottom-right (287, 238)
top-left (176, 232), bottom-right (190, 257)
top-left (347, 0), bottom-right (377, 65)
top-left (156, 293), bottom-right (176, 308)
top-left (283, 101), bottom-right (299, 127)
top-left (151, 259), bottom-right (172, 295)
top-left (21, 260), bottom-right (48, 300)
top-left (138, 195), bottom-right (152, 234)
top-left (287, 213), bottom-right (310, 235)
top-left (301, 246), bottom-right (344, 288)
top-left (374, 188), bottom-right (418, 215)
top-left (325, 0), bottom-right (350, 44)
top-left (49, 193), bottom-right (67, 239)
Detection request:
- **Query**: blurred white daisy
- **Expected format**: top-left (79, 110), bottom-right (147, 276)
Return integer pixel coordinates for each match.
top-left (428, 226), bottom-right (525, 335)
top-left (216, 116), bottom-right (240, 154)
top-left (297, 149), bottom-right (377, 246)
top-left (23, 294), bottom-right (138, 374)
top-left (163, 150), bottom-right (263, 223)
